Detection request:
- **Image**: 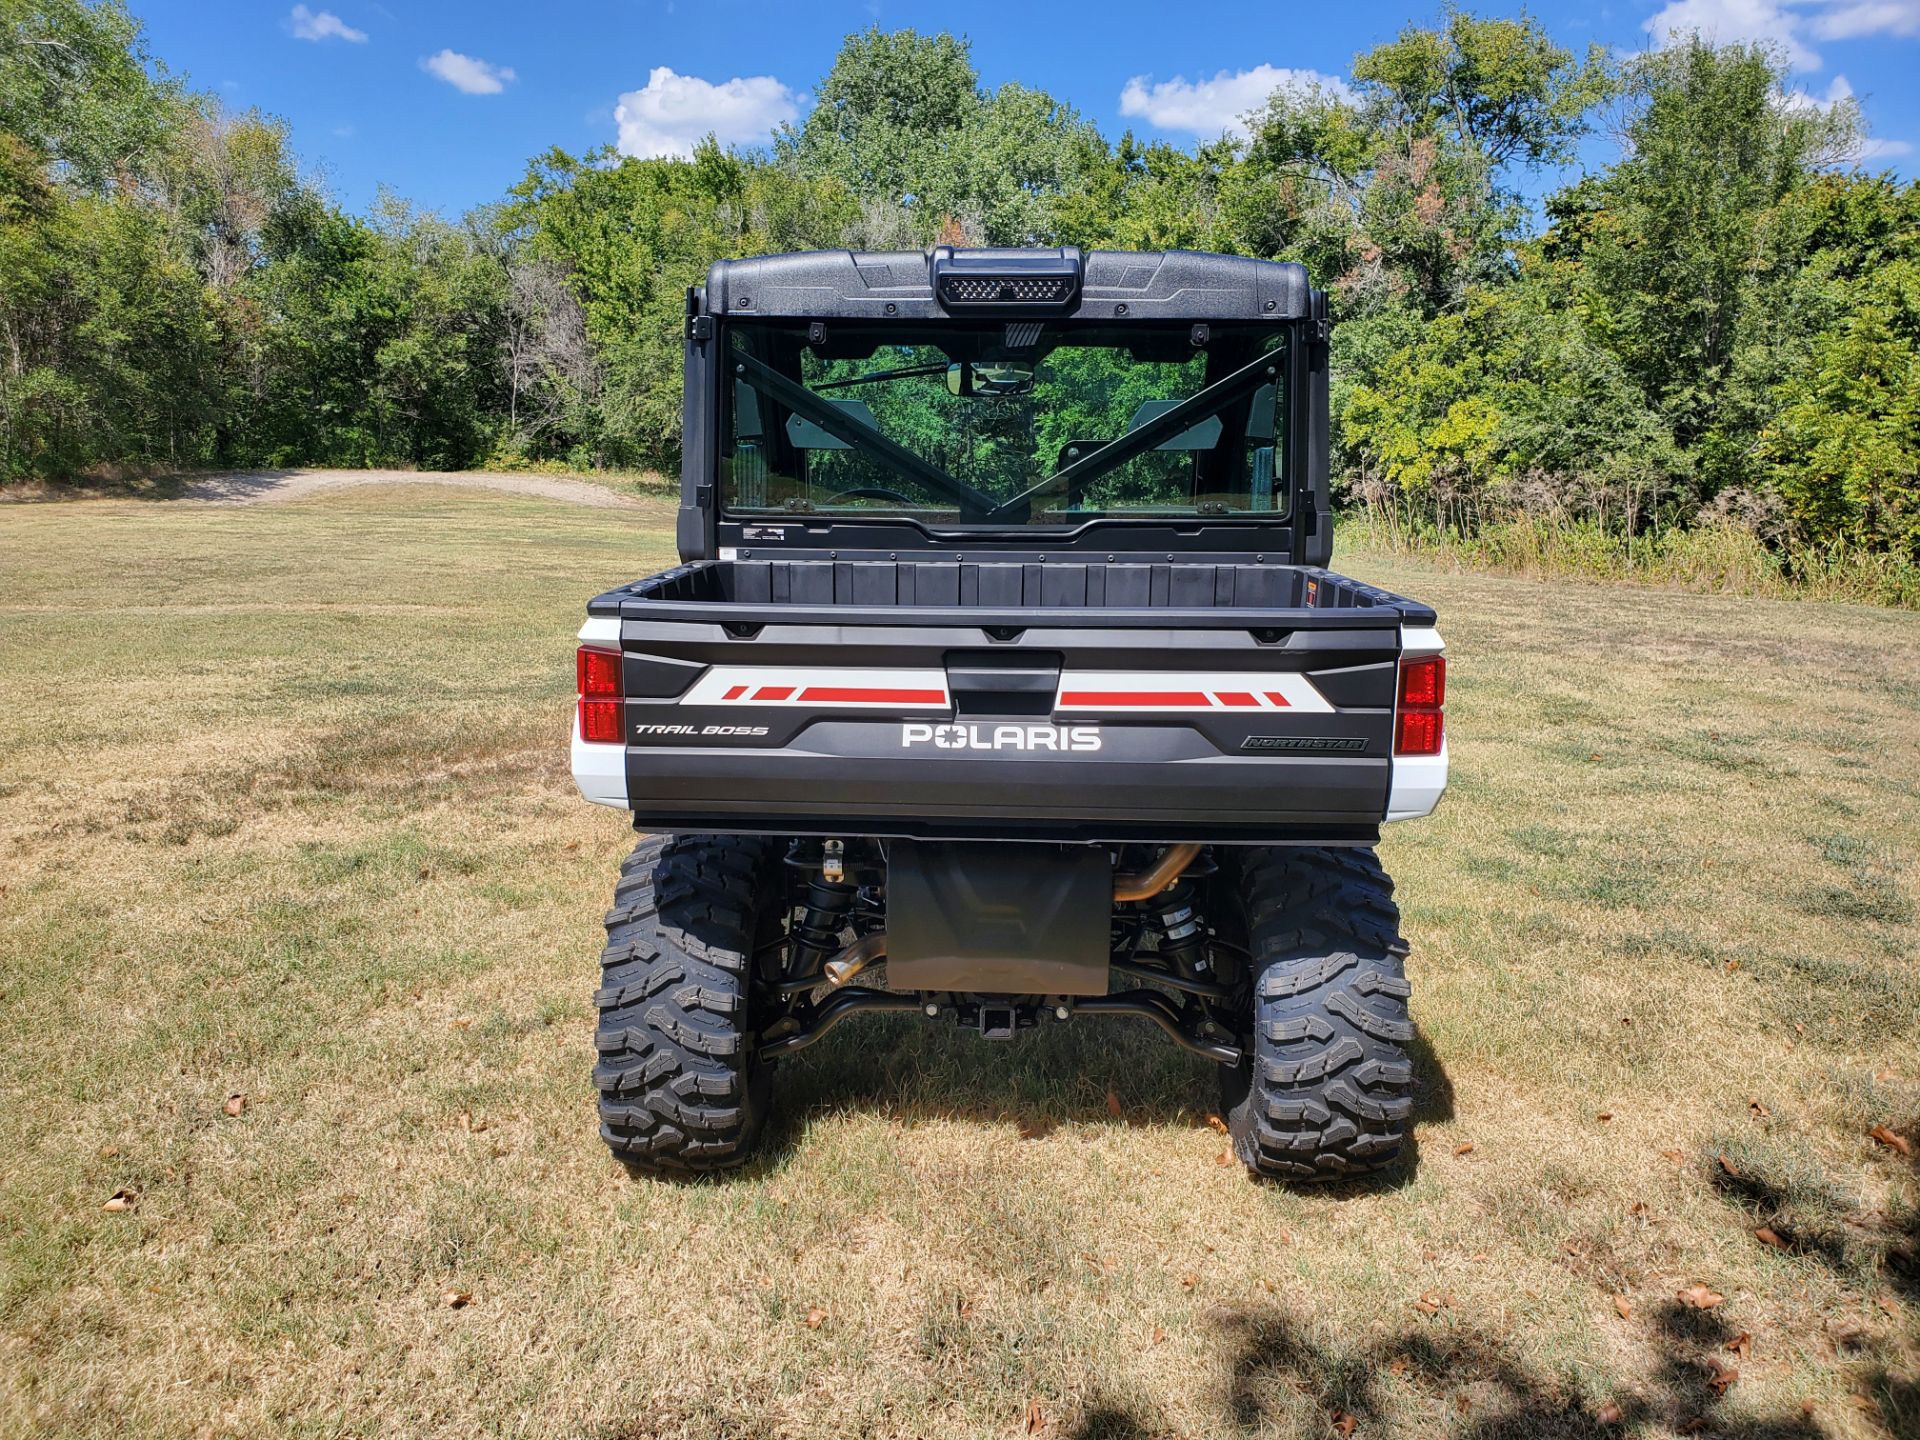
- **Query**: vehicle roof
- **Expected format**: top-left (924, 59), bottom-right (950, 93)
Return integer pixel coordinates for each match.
top-left (702, 247), bottom-right (1314, 324)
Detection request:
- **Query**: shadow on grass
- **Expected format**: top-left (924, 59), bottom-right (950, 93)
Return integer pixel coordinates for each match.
top-left (736, 1007), bottom-right (1455, 1191)
top-left (1709, 1111), bottom-right (1920, 1306)
top-left (1059, 1300), bottom-right (1828, 1440)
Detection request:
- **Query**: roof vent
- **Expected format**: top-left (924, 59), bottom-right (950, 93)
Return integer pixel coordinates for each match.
top-left (931, 246), bottom-right (1082, 313)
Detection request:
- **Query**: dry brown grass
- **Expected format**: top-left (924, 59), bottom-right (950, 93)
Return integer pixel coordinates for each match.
top-left (1, 486), bottom-right (1916, 1439)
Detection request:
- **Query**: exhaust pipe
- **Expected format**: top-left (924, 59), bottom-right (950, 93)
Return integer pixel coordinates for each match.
top-left (1112, 843), bottom-right (1201, 902)
top-left (823, 932), bottom-right (886, 988)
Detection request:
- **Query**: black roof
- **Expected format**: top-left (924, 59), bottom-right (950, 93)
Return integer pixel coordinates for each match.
top-left (702, 247), bottom-right (1313, 324)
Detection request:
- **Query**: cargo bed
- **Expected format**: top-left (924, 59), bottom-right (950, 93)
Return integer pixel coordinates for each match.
top-left (574, 557), bottom-right (1445, 843)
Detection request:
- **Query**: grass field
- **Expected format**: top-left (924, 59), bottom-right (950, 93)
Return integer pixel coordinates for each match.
top-left (1, 481), bottom-right (1916, 1440)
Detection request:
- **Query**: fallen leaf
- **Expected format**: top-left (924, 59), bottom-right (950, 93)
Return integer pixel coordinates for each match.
top-left (1613, 1295), bottom-right (1633, 1320)
top-left (1025, 1398), bottom-right (1045, 1433)
top-left (1868, 1124), bottom-right (1912, 1157)
top-left (1413, 1289), bottom-right (1451, 1315)
top-left (223, 1094), bottom-right (246, 1117)
top-left (1278, 1227), bottom-right (1294, 1245)
top-left (1629, 1201), bottom-right (1649, 1216)
top-left (101, 1188), bottom-right (136, 1213)
top-left (1105, 1089), bottom-right (1123, 1119)
top-left (1469, 1252), bottom-right (1488, 1262)
top-left (1793, 1022), bottom-right (1805, 1035)
top-left (1331, 1411), bottom-right (1357, 1437)
top-left (1874, 1068), bottom-right (1901, 1083)
top-left (1597, 1401), bottom-right (1624, 1426)
top-left (98, 1145), bottom-right (119, 1159)
top-left (1597, 1112), bottom-right (1613, 1122)
top-left (1748, 1099), bottom-right (1770, 1120)
top-left (1180, 1272), bottom-right (1198, 1291)
top-left (1206, 1113), bottom-right (1228, 1135)
top-left (1724, 959), bottom-right (1740, 973)
top-left (563, 840), bottom-right (580, 851)
top-left (1211, 1148), bottom-right (1230, 1167)
top-left (1150, 1325), bottom-right (1166, 1345)
top-left (1388, 1358), bottom-right (1410, 1378)
top-left (1705, 1359), bottom-right (1739, 1395)
top-left (1718, 1154), bottom-right (1741, 1179)
top-left (1661, 1148), bottom-right (1687, 1164)
top-left (804, 1305), bottom-right (827, 1329)
top-left (450, 1017), bottom-right (472, 1031)
top-left (1876, 1295), bottom-right (1901, 1319)
top-left (1016, 1116), bottom-right (1053, 1141)
top-left (441, 1288), bottom-right (472, 1309)
top-left (1454, 1141), bottom-right (1475, 1157)
top-left (1677, 1284), bottom-right (1724, 1310)
top-left (1755, 1227), bottom-right (1787, 1250)
top-left (1727, 1332), bottom-right (1752, 1360)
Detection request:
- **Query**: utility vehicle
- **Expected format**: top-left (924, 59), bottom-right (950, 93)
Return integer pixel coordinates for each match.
top-left (571, 247), bottom-right (1446, 1181)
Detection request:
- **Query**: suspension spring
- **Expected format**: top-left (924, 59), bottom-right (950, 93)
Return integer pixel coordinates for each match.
top-left (789, 877), bottom-right (856, 986)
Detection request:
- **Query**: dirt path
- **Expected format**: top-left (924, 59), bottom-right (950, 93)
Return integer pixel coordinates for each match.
top-left (177, 467), bottom-right (655, 509)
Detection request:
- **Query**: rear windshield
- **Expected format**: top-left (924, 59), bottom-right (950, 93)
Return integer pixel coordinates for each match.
top-left (720, 321), bottom-right (1288, 528)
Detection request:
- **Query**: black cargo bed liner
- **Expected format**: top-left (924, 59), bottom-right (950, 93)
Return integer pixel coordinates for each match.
top-left (588, 558), bottom-right (1433, 629)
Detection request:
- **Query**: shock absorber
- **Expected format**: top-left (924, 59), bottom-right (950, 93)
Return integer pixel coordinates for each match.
top-left (789, 874), bottom-right (856, 985)
top-left (1153, 882), bottom-right (1211, 981)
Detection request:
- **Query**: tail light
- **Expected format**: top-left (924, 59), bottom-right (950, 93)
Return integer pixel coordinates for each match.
top-left (577, 645), bottom-right (623, 744)
top-left (1394, 655), bottom-right (1445, 756)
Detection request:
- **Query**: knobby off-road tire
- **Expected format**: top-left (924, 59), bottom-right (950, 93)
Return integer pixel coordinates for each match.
top-left (594, 834), bottom-right (781, 1175)
top-left (1222, 846), bottom-right (1416, 1182)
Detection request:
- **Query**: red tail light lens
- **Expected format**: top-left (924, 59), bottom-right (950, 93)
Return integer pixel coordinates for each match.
top-left (1398, 655), bottom-right (1445, 709)
top-left (577, 645), bottom-right (622, 698)
top-left (1394, 654), bottom-right (1445, 756)
top-left (577, 644), bottom-right (623, 744)
top-left (1395, 708), bottom-right (1443, 756)
top-left (579, 699), bottom-right (624, 743)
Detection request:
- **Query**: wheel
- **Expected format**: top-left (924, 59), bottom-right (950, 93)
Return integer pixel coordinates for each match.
top-left (1221, 846), bottom-right (1415, 1182)
top-left (593, 834), bottom-right (782, 1175)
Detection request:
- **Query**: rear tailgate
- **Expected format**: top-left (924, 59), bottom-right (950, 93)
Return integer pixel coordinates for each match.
top-left (573, 568), bottom-right (1436, 842)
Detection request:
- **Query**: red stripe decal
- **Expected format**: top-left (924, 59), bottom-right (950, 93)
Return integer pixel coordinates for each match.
top-left (753, 686), bottom-right (794, 701)
top-left (721, 685), bottom-right (747, 701)
top-left (798, 686), bottom-right (947, 705)
top-left (1263, 692), bottom-right (1293, 708)
top-left (1060, 691), bottom-right (1213, 708)
top-left (1215, 692), bottom-right (1258, 707)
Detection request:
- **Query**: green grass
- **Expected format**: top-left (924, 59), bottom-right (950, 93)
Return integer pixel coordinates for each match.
top-left (0, 485), bottom-right (1916, 1439)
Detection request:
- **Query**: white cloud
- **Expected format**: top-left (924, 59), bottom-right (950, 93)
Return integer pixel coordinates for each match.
top-left (1859, 135), bottom-right (1916, 157)
top-left (1646, 0), bottom-right (1920, 68)
top-left (1780, 71), bottom-right (1855, 109)
top-left (1644, 0), bottom-right (1822, 69)
top-left (1117, 65), bottom-right (1353, 141)
top-left (613, 66), bottom-right (801, 159)
top-left (289, 5), bottom-right (366, 43)
top-left (421, 49), bottom-right (515, 96)
top-left (1807, 0), bottom-right (1920, 39)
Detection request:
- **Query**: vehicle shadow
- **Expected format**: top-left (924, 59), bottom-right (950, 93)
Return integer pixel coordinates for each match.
top-left (1057, 1297), bottom-right (1831, 1439)
top-left (741, 1006), bottom-right (1456, 1189)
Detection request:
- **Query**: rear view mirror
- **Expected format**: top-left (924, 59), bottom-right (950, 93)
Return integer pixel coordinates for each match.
top-left (946, 361), bottom-right (1034, 398)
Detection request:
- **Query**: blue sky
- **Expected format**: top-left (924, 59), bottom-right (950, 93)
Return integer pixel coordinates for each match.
top-left (138, 0), bottom-right (1920, 219)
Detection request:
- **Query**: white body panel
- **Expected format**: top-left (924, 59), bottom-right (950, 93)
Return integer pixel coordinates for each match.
top-left (1385, 624), bottom-right (1448, 823)
top-left (572, 616), bottom-right (628, 808)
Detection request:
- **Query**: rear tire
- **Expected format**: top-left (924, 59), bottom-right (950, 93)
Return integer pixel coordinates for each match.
top-left (594, 834), bottom-right (780, 1175)
top-left (1222, 846), bottom-right (1415, 1182)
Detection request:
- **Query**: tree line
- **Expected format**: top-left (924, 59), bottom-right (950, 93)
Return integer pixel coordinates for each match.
top-left (3, 1), bottom-right (1917, 577)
